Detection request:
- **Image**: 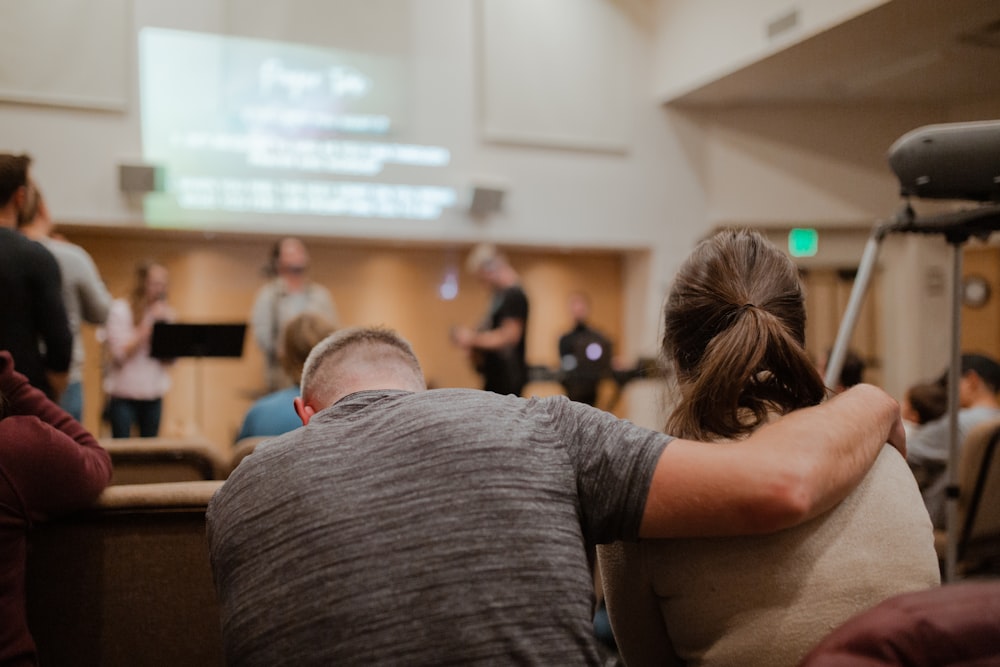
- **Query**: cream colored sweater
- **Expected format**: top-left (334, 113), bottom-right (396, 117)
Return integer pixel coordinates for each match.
top-left (598, 445), bottom-right (941, 667)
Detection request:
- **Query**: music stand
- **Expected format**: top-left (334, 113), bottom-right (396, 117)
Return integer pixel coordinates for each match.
top-left (151, 323), bottom-right (247, 432)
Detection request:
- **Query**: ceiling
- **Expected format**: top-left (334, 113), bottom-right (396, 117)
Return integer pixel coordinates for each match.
top-left (669, 0), bottom-right (1000, 108)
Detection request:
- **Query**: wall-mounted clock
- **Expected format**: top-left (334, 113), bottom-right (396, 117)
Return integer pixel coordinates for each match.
top-left (962, 274), bottom-right (991, 308)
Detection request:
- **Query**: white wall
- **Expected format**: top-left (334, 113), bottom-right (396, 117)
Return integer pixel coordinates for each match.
top-left (879, 234), bottom-right (954, 397)
top-left (651, 0), bottom-right (889, 102)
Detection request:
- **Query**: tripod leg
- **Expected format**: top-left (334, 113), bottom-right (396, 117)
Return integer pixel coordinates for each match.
top-left (944, 243), bottom-right (964, 583)
top-left (825, 233), bottom-right (883, 389)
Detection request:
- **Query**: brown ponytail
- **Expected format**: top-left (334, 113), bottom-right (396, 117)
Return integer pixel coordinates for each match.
top-left (663, 229), bottom-right (826, 441)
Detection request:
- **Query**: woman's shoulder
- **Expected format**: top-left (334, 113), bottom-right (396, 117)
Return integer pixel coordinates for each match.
top-left (831, 445), bottom-right (938, 562)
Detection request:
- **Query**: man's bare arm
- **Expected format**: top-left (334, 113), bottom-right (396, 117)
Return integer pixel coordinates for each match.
top-left (639, 383), bottom-right (904, 538)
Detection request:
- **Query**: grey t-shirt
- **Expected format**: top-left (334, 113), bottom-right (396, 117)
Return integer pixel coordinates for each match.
top-left (207, 388), bottom-right (670, 666)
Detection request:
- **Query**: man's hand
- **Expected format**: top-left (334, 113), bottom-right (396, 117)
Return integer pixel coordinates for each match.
top-left (848, 384), bottom-right (906, 458)
top-left (886, 411), bottom-right (907, 459)
top-left (450, 326), bottom-right (475, 350)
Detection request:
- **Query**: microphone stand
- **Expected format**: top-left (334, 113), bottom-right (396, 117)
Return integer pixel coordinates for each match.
top-left (825, 202), bottom-right (1000, 583)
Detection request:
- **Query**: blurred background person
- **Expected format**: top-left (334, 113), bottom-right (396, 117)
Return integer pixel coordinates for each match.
top-left (907, 353), bottom-right (1000, 530)
top-left (901, 378), bottom-right (948, 441)
top-left (599, 229), bottom-right (939, 667)
top-left (558, 291), bottom-right (613, 407)
top-left (251, 237), bottom-right (339, 393)
top-left (450, 243), bottom-right (529, 397)
top-left (0, 350), bottom-right (112, 666)
top-left (818, 347), bottom-right (866, 393)
top-left (236, 311), bottom-right (336, 441)
top-left (102, 260), bottom-right (176, 438)
top-left (0, 153), bottom-right (72, 401)
top-left (17, 184), bottom-right (111, 421)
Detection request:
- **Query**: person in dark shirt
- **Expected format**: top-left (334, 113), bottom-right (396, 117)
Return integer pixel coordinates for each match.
top-left (819, 347), bottom-right (866, 393)
top-left (451, 244), bottom-right (529, 396)
top-left (17, 184), bottom-right (112, 420)
top-left (0, 154), bottom-right (72, 399)
top-left (558, 291), bottom-right (613, 406)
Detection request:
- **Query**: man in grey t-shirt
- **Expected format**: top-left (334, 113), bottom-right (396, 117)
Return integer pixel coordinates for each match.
top-left (208, 326), bottom-right (905, 666)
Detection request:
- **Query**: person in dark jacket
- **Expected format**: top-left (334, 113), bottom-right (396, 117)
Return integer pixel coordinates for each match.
top-left (0, 351), bottom-right (112, 665)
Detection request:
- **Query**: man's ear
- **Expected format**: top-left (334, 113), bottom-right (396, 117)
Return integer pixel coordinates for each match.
top-left (294, 396), bottom-right (316, 425)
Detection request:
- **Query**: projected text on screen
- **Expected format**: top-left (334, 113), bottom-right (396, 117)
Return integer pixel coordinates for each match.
top-left (139, 28), bottom-right (456, 228)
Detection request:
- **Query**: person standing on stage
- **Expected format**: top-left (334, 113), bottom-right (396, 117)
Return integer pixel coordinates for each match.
top-left (251, 238), bottom-right (339, 393)
top-left (451, 244), bottom-right (529, 397)
top-left (558, 291), bottom-right (613, 406)
top-left (102, 260), bottom-right (176, 438)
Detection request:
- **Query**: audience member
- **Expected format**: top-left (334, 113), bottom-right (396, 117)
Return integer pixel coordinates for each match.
top-left (819, 347), bottom-right (866, 392)
top-left (598, 229), bottom-right (939, 667)
top-left (0, 153), bottom-right (72, 400)
top-left (102, 261), bottom-right (176, 438)
top-left (250, 237), bottom-right (339, 393)
top-left (17, 185), bottom-right (112, 421)
top-left (236, 311), bottom-right (335, 441)
top-left (908, 353), bottom-right (1000, 529)
top-left (0, 351), bottom-right (112, 665)
top-left (207, 324), bottom-right (905, 665)
top-left (558, 291), bottom-right (613, 406)
top-left (901, 379), bottom-right (948, 440)
top-left (450, 243), bottom-right (529, 396)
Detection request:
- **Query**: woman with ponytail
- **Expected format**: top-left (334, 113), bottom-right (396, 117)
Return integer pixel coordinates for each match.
top-left (599, 229), bottom-right (940, 667)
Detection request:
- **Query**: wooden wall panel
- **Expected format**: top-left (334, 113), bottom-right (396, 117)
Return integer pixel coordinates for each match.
top-left (961, 245), bottom-right (1000, 360)
top-left (801, 267), bottom-right (882, 387)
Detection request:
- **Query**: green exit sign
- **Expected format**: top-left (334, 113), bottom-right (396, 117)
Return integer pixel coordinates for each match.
top-left (788, 228), bottom-right (818, 257)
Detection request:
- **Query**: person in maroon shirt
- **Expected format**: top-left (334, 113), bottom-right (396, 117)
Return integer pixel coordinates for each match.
top-left (0, 351), bottom-right (112, 666)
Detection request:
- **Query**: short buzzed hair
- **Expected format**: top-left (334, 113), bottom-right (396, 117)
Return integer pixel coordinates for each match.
top-left (301, 326), bottom-right (425, 406)
top-left (0, 153), bottom-right (31, 206)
